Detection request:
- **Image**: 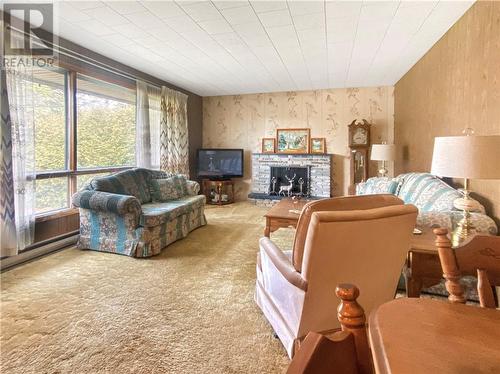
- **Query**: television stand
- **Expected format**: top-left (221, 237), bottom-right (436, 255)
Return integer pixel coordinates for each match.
top-left (201, 179), bottom-right (235, 206)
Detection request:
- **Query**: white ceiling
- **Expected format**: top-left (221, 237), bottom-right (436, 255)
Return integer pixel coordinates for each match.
top-left (43, 0), bottom-right (474, 96)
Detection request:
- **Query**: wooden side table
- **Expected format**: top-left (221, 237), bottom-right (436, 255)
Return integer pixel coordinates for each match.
top-left (405, 228), bottom-right (443, 297)
top-left (202, 179), bottom-right (235, 205)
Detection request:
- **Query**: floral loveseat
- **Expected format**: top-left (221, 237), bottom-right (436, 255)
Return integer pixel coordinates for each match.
top-left (356, 172), bottom-right (497, 235)
top-left (72, 168), bottom-right (206, 257)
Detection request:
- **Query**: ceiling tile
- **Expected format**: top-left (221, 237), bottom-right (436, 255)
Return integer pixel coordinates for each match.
top-left (198, 19), bottom-right (233, 34)
top-left (83, 6), bottom-right (130, 27)
top-left (288, 1), bottom-right (325, 16)
top-left (179, 1), bottom-right (223, 22)
top-left (359, 1), bottom-right (399, 22)
top-left (54, 3), bottom-right (92, 23)
top-left (258, 9), bottom-right (292, 28)
top-left (76, 19), bottom-right (115, 36)
top-left (266, 24), bottom-right (296, 40)
top-left (111, 22), bottom-right (151, 38)
top-left (326, 18), bottom-right (357, 44)
top-left (213, 1), bottom-right (250, 10)
top-left (399, 1), bottom-right (437, 9)
top-left (162, 15), bottom-right (203, 34)
top-left (292, 12), bottom-right (325, 31)
top-left (70, 1), bottom-right (105, 11)
top-left (125, 11), bottom-right (167, 30)
top-left (297, 28), bottom-right (325, 45)
top-left (326, 1), bottom-right (361, 19)
top-left (220, 5), bottom-right (259, 25)
top-left (105, 1), bottom-right (146, 15)
top-left (250, 0), bottom-right (288, 13)
top-left (101, 33), bottom-right (137, 47)
top-left (141, 1), bottom-right (185, 19)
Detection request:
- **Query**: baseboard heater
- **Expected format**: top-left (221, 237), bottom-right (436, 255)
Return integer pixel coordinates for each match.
top-left (0, 234), bottom-right (78, 272)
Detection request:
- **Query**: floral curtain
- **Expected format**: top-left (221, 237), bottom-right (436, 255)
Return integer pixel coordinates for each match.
top-left (1, 65), bottom-right (36, 255)
top-left (160, 87), bottom-right (189, 176)
top-left (136, 81), bottom-right (162, 170)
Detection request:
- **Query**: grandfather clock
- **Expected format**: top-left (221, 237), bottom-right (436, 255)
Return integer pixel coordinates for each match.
top-left (348, 119), bottom-right (371, 195)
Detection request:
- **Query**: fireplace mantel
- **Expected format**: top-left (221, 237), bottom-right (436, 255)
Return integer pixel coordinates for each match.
top-left (249, 153), bottom-right (332, 199)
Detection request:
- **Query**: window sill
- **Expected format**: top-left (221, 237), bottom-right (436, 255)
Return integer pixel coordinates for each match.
top-left (35, 208), bottom-right (79, 223)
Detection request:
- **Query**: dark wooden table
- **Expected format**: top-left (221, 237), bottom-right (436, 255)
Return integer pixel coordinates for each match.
top-left (201, 179), bottom-right (235, 205)
top-left (369, 298), bottom-right (500, 374)
top-left (264, 198), bottom-right (308, 237)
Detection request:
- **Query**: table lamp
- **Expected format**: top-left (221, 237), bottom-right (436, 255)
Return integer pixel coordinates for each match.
top-left (431, 132), bottom-right (500, 246)
top-left (371, 143), bottom-right (395, 177)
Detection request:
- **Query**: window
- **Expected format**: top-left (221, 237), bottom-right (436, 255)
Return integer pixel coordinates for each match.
top-left (76, 172), bottom-right (109, 191)
top-left (77, 75), bottom-right (136, 169)
top-left (36, 178), bottom-right (69, 213)
top-left (33, 69), bottom-right (137, 216)
top-left (33, 67), bottom-right (69, 213)
top-left (34, 68), bottom-right (67, 172)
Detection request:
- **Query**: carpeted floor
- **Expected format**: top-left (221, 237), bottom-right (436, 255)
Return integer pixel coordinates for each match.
top-left (1, 202), bottom-right (293, 374)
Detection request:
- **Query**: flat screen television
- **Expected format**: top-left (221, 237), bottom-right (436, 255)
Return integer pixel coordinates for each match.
top-left (197, 149), bottom-right (244, 179)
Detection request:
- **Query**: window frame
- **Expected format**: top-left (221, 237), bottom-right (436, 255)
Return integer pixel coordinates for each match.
top-left (34, 68), bottom-right (137, 219)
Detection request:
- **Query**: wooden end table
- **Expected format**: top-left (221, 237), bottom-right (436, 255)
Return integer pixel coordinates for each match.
top-left (405, 228), bottom-right (444, 297)
top-left (264, 198), bottom-right (308, 237)
top-left (202, 179), bottom-right (235, 206)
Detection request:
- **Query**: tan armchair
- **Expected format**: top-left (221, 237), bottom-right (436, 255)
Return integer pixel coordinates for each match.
top-left (255, 195), bottom-right (418, 358)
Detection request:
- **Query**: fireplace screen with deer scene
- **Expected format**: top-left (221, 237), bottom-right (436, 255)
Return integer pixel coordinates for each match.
top-left (268, 166), bottom-right (310, 197)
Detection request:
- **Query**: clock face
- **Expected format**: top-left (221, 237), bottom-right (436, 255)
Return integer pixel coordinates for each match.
top-left (353, 128), bottom-right (367, 145)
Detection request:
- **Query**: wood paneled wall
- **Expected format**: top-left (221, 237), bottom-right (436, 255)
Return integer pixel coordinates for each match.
top-left (394, 1), bottom-right (500, 226)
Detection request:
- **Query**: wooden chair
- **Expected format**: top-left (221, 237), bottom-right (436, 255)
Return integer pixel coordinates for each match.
top-left (287, 284), bottom-right (373, 374)
top-left (434, 228), bottom-right (500, 308)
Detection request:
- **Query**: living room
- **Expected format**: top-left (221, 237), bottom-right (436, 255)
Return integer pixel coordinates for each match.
top-left (1, 1), bottom-right (499, 373)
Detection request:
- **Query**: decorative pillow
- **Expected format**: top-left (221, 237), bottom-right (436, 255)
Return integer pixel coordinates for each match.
top-left (361, 177), bottom-right (400, 195)
top-left (150, 175), bottom-right (188, 202)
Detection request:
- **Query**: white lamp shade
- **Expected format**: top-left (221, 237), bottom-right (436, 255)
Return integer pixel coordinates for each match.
top-left (371, 144), bottom-right (395, 161)
top-left (431, 135), bottom-right (500, 179)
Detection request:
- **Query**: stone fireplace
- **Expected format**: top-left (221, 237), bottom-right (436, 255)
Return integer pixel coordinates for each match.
top-left (249, 153), bottom-right (332, 200)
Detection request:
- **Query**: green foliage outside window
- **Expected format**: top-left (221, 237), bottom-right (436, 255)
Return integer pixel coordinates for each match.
top-left (34, 81), bottom-right (66, 171)
top-left (33, 71), bottom-right (136, 213)
top-left (77, 92), bottom-right (135, 169)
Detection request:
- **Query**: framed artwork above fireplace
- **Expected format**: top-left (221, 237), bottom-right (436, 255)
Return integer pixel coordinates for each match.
top-left (276, 128), bottom-right (310, 154)
top-left (311, 137), bottom-right (326, 154)
top-left (261, 138), bottom-right (275, 153)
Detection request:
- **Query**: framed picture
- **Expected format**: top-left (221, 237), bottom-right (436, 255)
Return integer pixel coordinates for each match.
top-left (310, 138), bottom-right (326, 154)
top-left (261, 138), bottom-right (275, 153)
top-left (276, 128), bottom-right (310, 154)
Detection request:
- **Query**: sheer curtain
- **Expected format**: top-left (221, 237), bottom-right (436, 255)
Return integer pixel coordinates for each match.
top-left (1, 65), bottom-right (36, 255)
top-left (136, 81), bottom-right (161, 169)
top-left (148, 85), bottom-right (161, 170)
top-left (1, 69), bottom-right (17, 256)
top-left (160, 87), bottom-right (189, 176)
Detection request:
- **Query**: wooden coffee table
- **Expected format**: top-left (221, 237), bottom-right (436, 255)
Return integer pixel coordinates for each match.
top-left (264, 198), bottom-right (308, 237)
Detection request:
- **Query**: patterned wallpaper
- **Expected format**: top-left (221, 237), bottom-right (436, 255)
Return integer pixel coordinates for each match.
top-left (203, 87), bottom-right (394, 200)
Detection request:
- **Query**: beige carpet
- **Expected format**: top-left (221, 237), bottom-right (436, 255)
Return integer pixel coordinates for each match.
top-left (1, 202), bottom-right (292, 374)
